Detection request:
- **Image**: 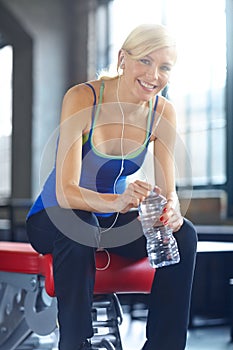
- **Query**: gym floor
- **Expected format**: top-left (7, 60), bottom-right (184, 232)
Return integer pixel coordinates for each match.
top-left (41, 311), bottom-right (233, 350)
top-left (119, 312), bottom-right (233, 350)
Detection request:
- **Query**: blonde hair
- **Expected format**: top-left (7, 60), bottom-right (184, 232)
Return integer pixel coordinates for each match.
top-left (99, 23), bottom-right (177, 80)
top-left (121, 23), bottom-right (177, 60)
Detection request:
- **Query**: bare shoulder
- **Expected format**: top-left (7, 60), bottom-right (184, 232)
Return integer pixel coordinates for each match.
top-left (61, 80), bottom-right (102, 122)
top-left (157, 95), bottom-right (176, 126)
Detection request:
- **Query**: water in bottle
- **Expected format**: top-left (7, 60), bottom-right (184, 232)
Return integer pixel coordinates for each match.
top-left (139, 191), bottom-right (180, 268)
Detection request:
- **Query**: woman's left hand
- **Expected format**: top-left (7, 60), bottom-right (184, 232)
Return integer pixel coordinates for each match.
top-left (159, 198), bottom-right (184, 232)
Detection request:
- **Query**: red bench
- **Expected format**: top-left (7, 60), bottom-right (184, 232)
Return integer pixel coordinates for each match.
top-left (0, 242), bottom-right (155, 350)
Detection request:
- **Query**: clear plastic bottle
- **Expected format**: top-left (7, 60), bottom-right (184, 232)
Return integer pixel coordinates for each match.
top-left (139, 191), bottom-right (180, 268)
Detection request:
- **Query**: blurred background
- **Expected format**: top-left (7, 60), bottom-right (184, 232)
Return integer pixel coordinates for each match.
top-left (0, 0), bottom-right (233, 348)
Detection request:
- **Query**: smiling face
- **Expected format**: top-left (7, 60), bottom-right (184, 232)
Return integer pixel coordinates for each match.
top-left (121, 46), bottom-right (176, 103)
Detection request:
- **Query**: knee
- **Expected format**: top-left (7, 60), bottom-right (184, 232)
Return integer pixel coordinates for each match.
top-left (182, 218), bottom-right (197, 236)
top-left (176, 218), bottom-right (197, 256)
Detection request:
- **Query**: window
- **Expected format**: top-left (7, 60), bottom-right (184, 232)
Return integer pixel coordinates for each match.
top-left (167, 1), bottom-right (226, 187)
top-left (0, 45), bottom-right (12, 197)
top-left (109, 0), bottom-right (227, 188)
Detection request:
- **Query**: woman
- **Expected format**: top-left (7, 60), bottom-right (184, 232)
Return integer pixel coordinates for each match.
top-left (27, 24), bottom-right (197, 350)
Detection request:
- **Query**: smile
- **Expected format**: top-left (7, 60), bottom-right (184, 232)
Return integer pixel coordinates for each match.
top-left (138, 80), bottom-right (157, 90)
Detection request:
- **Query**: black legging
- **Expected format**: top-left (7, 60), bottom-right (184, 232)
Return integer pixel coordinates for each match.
top-left (26, 207), bottom-right (197, 350)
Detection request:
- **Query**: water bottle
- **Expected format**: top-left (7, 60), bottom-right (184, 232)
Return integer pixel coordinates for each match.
top-left (139, 191), bottom-right (180, 268)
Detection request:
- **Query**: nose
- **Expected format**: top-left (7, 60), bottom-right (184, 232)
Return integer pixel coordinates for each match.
top-left (146, 66), bottom-right (159, 80)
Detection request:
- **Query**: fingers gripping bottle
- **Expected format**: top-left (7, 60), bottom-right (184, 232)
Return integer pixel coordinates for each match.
top-left (139, 191), bottom-right (180, 268)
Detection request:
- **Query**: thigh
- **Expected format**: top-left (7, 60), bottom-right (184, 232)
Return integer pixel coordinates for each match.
top-left (98, 211), bottom-right (147, 259)
top-left (109, 235), bottom-right (147, 259)
top-left (99, 215), bottom-right (197, 260)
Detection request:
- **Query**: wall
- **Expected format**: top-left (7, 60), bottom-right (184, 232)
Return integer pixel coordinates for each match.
top-left (1, 0), bottom-right (70, 198)
top-left (0, 0), bottom-right (98, 199)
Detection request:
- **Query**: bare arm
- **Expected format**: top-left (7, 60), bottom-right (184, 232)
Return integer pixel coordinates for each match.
top-left (153, 97), bottom-right (183, 231)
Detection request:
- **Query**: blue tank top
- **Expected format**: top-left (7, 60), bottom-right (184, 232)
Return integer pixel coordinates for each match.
top-left (27, 81), bottom-right (158, 218)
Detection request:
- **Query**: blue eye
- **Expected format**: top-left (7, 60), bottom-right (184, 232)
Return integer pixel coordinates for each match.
top-left (161, 65), bottom-right (172, 72)
top-left (139, 58), bottom-right (151, 65)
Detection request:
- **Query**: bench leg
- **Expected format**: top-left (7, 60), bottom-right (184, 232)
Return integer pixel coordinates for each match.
top-left (91, 293), bottom-right (123, 350)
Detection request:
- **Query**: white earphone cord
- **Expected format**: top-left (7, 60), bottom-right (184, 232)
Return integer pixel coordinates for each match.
top-left (99, 76), bottom-right (125, 235)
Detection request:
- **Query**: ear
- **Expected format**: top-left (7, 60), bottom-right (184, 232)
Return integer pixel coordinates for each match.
top-left (118, 50), bottom-right (125, 70)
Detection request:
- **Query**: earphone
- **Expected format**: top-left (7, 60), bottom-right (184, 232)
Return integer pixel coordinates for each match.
top-left (119, 56), bottom-right (125, 69)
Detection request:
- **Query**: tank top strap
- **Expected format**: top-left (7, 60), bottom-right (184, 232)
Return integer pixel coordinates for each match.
top-left (149, 95), bottom-right (159, 133)
top-left (145, 95), bottom-right (159, 147)
top-left (84, 80), bottom-right (105, 129)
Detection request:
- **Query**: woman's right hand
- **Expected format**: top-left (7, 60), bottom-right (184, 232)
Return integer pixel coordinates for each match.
top-left (115, 180), bottom-right (152, 213)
